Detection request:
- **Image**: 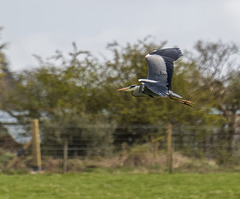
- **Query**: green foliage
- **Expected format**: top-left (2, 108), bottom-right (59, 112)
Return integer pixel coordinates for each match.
top-left (225, 71), bottom-right (240, 109)
top-left (3, 37), bottom-right (237, 130)
top-left (0, 149), bottom-right (15, 169)
top-left (192, 40), bottom-right (240, 154)
top-left (0, 28), bottom-right (15, 111)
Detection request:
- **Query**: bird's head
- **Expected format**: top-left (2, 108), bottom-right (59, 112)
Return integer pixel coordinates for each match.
top-left (117, 85), bottom-right (138, 92)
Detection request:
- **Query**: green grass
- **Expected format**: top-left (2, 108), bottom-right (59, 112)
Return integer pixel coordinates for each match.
top-left (0, 170), bottom-right (240, 199)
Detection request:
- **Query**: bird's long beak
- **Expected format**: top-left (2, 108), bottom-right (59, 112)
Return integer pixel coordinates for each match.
top-left (117, 87), bottom-right (130, 92)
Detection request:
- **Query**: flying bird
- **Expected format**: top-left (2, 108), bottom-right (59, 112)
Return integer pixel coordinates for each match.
top-left (117, 48), bottom-right (194, 106)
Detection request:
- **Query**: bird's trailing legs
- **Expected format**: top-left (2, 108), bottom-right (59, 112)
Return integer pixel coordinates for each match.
top-left (170, 96), bottom-right (194, 107)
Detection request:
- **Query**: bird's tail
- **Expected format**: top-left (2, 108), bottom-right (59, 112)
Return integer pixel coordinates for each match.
top-left (168, 90), bottom-right (182, 99)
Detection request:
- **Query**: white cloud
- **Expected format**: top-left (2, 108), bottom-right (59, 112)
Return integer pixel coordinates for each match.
top-left (9, 32), bottom-right (72, 70)
top-left (224, 0), bottom-right (240, 30)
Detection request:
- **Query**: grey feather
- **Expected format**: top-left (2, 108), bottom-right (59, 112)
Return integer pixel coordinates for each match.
top-left (145, 48), bottom-right (182, 90)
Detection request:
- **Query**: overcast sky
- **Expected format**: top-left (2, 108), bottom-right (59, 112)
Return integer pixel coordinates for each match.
top-left (0, 0), bottom-right (240, 71)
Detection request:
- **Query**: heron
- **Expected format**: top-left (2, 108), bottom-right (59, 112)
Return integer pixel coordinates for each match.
top-left (117, 48), bottom-right (194, 106)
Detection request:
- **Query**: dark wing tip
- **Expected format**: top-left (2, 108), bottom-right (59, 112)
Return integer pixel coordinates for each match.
top-left (150, 48), bottom-right (183, 61)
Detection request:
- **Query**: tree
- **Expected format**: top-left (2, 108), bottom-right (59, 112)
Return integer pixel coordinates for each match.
top-left (0, 27), bottom-right (17, 123)
top-left (3, 42), bottom-right (104, 122)
top-left (193, 40), bottom-right (240, 155)
top-left (4, 43), bottom-right (113, 157)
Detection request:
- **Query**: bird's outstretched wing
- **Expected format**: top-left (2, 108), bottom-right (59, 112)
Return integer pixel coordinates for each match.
top-left (145, 48), bottom-right (182, 90)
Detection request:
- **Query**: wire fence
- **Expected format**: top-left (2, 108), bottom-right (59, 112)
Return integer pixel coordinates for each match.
top-left (1, 121), bottom-right (240, 173)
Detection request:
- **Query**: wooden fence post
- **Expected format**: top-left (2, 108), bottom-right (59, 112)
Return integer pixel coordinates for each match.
top-left (32, 119), bottom-right (41, 171)
top-left (63, 139), bottom-right (68, 173)
top-left (167, 122), bottom-right (173, 174)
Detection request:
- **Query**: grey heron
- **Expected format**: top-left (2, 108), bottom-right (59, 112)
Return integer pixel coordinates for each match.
top-left (117, 48), bottom-right (194, 106)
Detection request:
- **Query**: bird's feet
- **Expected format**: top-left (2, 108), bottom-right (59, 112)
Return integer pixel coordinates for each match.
top-left (177, 99), bottom-right (194, 107)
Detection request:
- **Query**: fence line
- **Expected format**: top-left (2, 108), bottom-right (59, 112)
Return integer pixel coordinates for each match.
top-left (0, 121), bottom-right (240, 173)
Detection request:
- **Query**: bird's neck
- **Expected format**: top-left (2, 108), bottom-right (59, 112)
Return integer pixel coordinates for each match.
top-left (131, 85), bottom-right (145, 97)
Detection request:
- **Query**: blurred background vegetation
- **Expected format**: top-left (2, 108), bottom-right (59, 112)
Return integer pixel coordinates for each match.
top-left (0, 28), bottom-right (240, 171)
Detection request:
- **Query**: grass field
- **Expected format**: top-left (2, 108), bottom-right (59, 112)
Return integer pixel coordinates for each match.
top-left (0, 170), bottom-right (240, 199)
